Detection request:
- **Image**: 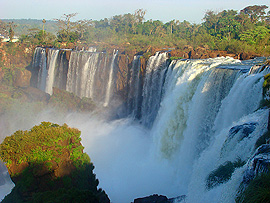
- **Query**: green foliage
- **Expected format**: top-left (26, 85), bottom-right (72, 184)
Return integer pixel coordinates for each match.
top-left (170, 56), bottom-right (183, 60)
top-left (236, 171), bottom-right (270, 203)
top-left (3, 5), bottom-right (270, 56)
top-left (263, 73), bottom-right (270, 94)
top-left (0, 122), bottom-right (89, 172)
top-left (206, 158), bottom-right (246, 189)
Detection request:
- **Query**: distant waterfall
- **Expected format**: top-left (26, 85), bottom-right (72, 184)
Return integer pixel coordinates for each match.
top-left (126, 55), bottom-right (143, 118)
top-left (45, 49), bottom-right (59, 95)
top-left (104, 50), bottom-right (118, 107)
top-left (34, 48), bottom-right (119, 106)
top-left (34, 47), bottom-right (47, 91)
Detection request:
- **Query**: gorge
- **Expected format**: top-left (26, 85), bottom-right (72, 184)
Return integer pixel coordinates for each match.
top-left (1, 46), bottom-right (270, 203)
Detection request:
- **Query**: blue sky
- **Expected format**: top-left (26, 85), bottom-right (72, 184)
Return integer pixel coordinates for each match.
top-left (0, 0), bottom-right (269, 23)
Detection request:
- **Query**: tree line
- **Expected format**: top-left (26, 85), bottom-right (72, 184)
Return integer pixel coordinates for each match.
top-left (1, 5), bottom-right (270, 55)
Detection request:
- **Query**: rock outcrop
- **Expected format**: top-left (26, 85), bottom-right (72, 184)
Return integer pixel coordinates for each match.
top-left (0, 122), bottom-right (109, 203)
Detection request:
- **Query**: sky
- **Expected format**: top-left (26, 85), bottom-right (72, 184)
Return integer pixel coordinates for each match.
top-left (0, 0), bottom-right (269, 23)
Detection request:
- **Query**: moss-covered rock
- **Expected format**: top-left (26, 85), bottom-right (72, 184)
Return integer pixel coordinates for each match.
top-left (206, 159), bottom-right (245, 190)
top-left (0, 122), bottom-right (109, 203)
top-left (49, 87), bottom-right (96, 113)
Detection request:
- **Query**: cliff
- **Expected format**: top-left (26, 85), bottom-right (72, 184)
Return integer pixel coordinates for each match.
top-left (0, 122), bottom-right (109, 202)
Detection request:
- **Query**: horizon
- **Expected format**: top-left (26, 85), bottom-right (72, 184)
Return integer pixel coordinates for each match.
top-left (0, 0), bottom-right (269, 24)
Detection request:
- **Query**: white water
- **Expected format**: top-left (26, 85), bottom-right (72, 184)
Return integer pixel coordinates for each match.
top-left (104, 50), bottom-right (118, 107)
top-left (1, 56), bottom-right (269, 203)
top-left (45, 49), bottom-right (59, 95)
top-left (36, 47), bottom-right (47, 91)
top-left (141, 52), bottom-right (168, 127)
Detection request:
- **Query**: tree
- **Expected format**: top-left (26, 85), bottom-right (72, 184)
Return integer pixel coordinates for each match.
top-left (0, 20), bottom-right (7, 37)
top-left (55, 13), bottom-right (78, 42)
top-left (240, 26), bottom-right (270, 45)
top-left (134, 9), bottom-right (146, 23)
top-left (240, 5), bottom-right (269, 23)
top-left (42, 19), bottom-right (46, 34)
top-left (8, 22), bottom-right (16, 42)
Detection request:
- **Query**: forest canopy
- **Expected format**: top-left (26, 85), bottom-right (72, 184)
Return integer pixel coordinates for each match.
top-left (1, 5), bottom-right (270, 55)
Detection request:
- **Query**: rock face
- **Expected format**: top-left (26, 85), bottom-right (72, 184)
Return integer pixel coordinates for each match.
top-left (49, 87), bottom-right (96, 112)
top-left (242, 144), bottom-right (270, 184)
top-left (0, 122), bottom-right (109, 203)
top-left (13, 68), bottom-right (31, 87)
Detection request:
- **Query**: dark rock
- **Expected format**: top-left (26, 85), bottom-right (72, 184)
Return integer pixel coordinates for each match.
top-left (228, 122), bottom-right (257, 141)
top-left (240, 52), bottom-right (250, 60)
top-left (243, 144), bottom-right (270, 184)
top-left (188, 50), bottom-right (196, 59)
top-left (134, 194), bottom-right (169, 203)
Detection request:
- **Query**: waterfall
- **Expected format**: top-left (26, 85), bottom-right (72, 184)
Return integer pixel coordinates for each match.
top-left (30, 47), bottom-right (270, 202)
top-left (141, 52), bottom-right (168, 127)
top-left (35, 48), bottom-right (119, 106)
top-left (127, 55), bottom-right (143, 118)
top-left (45, 49), bottom-right (59, 95)
top-left (150, 57), bottom-right (269, 202)
top-left (104, 50), bottom-right (118, 107)
top-left (35, 47), bottom-right (47, 91)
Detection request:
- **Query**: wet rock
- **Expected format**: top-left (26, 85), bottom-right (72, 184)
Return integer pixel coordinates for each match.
top-left (243, 144), bottom-right (270, 184)
top-left (228, 122), bottom-right (257, 141)
top-left (133, 194), bottom-right (187, 203)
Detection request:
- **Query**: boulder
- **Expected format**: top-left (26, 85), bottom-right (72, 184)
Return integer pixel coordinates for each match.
top-left (133, 194), bottom-right (186, 203)
top-left (242, 144), bottom-right (270, 184)
top-left (239, 52), bottom-right (250, 60)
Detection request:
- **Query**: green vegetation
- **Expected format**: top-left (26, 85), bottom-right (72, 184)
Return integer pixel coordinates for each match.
top-left (236, 171), bottom-right (270, 203)
top-left (206, 158), bottom-right (246, 189)
top-left (260, 70), bottom-right (270, 108)
top-left (1, 5), bottom-right (270, 55)
top-left (0, 122), bottom-right (109, 203)
top-left (263, 72), bottom-right (270, 95)
top-left (0, 122), bottom-right (86, 170)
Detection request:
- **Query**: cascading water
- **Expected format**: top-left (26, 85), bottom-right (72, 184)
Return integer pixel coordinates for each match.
top-left (141, 52), bottom-right (168, 127)
top-left (150, 57), bottom-right (269, 203)
top-left (104, 50), bottom-right (118, 107)
top-left (126, 55), bottom-right (143, 118)
top-left (34, 48), bottom-right (119, 106)
top-left (2, 48), bottom-right (269, 203)
top-left (34, 47), bottom-right (47, 91)
top-left (45, 49), bottom-right (59, 95)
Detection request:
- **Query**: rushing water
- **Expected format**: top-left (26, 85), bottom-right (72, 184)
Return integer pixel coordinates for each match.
top-left (1, 49), bottom-right (269, 202)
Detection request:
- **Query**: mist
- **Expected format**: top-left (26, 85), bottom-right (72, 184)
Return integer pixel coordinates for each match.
top-left (0, 105), bottom-right (179, 203)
